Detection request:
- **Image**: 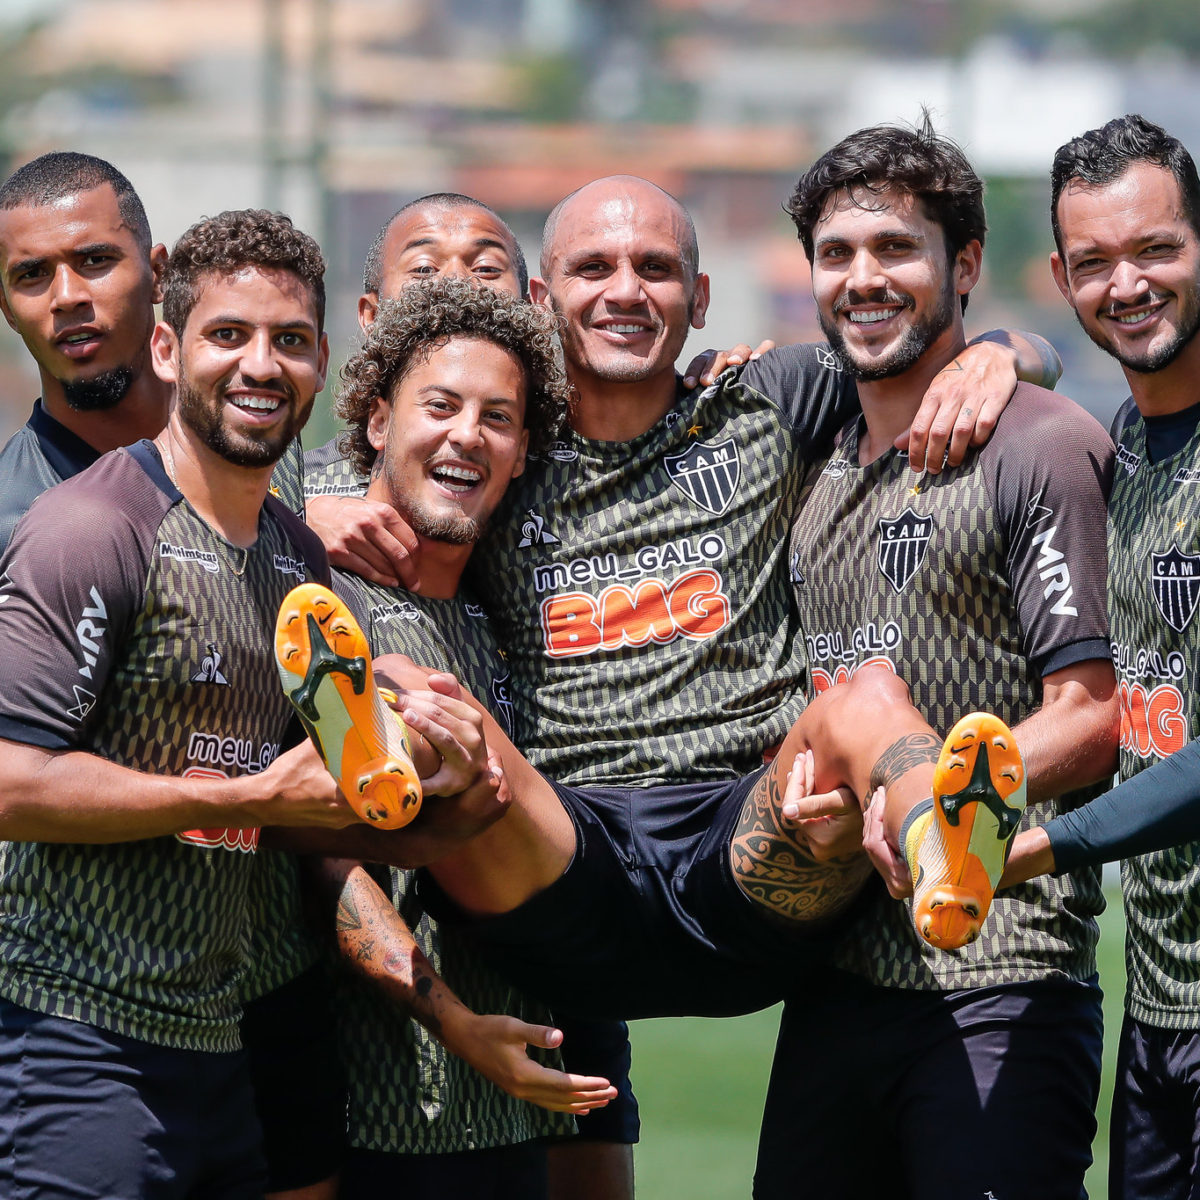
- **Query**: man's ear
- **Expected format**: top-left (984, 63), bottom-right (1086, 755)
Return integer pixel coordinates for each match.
top-left (358, 292), bottom-right (379, 336)
top-left (149, 243), bottom-right (168, 305)
top-left (690, 272), bottom-right (711, 330)
top-left (1049, 252), bottom-right (1072, 305)
top-left (529, 277), bottom-right (551, 309)
top-left (150, 319), bottom-right (180, 385)
top-left (366, 392), bottom-right (391, 453)
top-left (954, 240), bottom-right (983, 298)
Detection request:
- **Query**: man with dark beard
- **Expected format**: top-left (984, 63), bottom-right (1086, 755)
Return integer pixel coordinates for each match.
top-left (0, 152), bottom-right (169, 549)
top-left (0, 207), bottom-right (358, 1199)
top-left (755, 118), bottom-right (1120, 1200)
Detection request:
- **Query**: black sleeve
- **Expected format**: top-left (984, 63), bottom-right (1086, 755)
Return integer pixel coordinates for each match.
top-left (0, 456), bottom-right (162, 749)
top-left (737, 343), bottom-right (861, 464)
top-left (1047, 744), bottom-right (1200, 872)
top-left (987, 386), bottom-right (1115, 673)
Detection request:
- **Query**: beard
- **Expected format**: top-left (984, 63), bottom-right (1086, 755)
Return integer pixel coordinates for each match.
top-left (176, 373), bottom-right (300, 469)
top-left (378, 453), bottom-right (485, 546)
top-left (61, 366), bottom-right (134, 411)
top-left (820, 281), bottom-right (957, 382)
top-left (1078, 290), bottom-right (1200, 376)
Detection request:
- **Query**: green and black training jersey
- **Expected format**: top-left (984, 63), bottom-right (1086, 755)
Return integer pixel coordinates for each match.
top-left (470, 345), bottom-right (857, 786)
top-left (792, 385), bottom-right (1114, 991)
top-left (331, 569), bottom-right (572, 1153)
top-left (0, 440), bottom-right (328, 1052)
top-left (1108, 399), bottom-right (1200, 1029)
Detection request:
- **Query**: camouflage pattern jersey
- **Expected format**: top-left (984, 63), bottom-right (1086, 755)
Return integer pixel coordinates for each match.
top-left (1108, 399), bottom-right (1200, 1030)
top-left (791, 385), bottom-right (1114, 991)
top-left (0, 441), bottom-right (328, 1052)
top-left (331, 569), bottom-right (573, 1153)
top-left (467, 345), bottom-right (858, 787)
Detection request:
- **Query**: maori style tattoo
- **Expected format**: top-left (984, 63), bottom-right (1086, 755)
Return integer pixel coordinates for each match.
top-left (868, 732), bottom-right (941, 795)
top-left (730, 766), bottom-right (871, 923)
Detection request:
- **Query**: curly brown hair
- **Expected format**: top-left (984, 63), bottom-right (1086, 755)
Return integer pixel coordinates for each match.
top-left (337, 276), bottom-right (569, 476)
top-left (162, 208), bottom-right (326, 335)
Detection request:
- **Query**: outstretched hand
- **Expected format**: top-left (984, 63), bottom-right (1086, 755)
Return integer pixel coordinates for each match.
top-left (448, 1013), bottom-right (618, 1115)
top-left (682, 339), bottom-right (776, 389)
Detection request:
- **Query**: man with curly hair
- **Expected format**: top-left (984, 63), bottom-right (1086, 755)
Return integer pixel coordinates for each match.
top-left (0, 207), bottom-right (412, 1200)
top-left (314, 275), bottom-right (622, 1200)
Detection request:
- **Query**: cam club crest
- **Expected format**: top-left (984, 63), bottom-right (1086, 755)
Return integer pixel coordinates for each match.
top-left (490, 670), bottom-right (515, 738)
top-left (664, 439), bottom-right (741, 516)
top-left (877, 508), bottom-right (935, 593)
top-left (1152, 547), bottom-right (1200, 632)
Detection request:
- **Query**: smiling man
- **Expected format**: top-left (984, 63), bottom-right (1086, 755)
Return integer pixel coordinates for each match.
top-left (993, 115), bottom-right (1200, 1200)
top-left (0, 208), bottom-right (363, 1199)
top-left (755, 117), bottom-right (1120, 1200)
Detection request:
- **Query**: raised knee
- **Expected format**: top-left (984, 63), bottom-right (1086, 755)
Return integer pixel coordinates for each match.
top-left (843, 665), bottom-right (912, 712)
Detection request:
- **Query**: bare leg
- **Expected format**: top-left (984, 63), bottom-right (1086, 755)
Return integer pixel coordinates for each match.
top-left (730, 667), bottom-right (940, 924)
top-left (548, 1142), bottom-right (634, 1200)
top-left (374, 655), bottom-right (577, 915)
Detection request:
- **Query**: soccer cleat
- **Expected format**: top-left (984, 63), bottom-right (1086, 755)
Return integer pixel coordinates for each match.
top-left (902, 712), bottom-right (1026, 950)
top-left (275, 583), bottom-right (422, 830)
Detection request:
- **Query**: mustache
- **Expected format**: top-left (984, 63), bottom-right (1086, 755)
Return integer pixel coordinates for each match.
top-left (833, 290), bottom-right (914, 315)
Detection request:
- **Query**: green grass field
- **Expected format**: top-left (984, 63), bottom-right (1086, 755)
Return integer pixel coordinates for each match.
top-left (629, 885), bottom-right (1127, 1199)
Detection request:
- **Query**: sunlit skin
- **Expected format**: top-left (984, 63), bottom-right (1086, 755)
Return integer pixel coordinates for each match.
top-left (809, 186), bottom-right (981, 463)
top-left (151, 266), bottom-right (328, 546)
top-left (364, 336), bottom-right (528, 598)
top-left (531, 176), bottom-right (710, 441)
top-left (359, 204), bottom-right (525, 331)
top-left (0, 183), bottom-right (169, 449)
top-left (1051, 161), bottom-right (1200, 415)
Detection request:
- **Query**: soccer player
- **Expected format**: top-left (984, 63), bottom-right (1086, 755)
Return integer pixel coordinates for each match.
top-left (0, 207), bottom-right (359, 1199)
top-left (758, 117), bottom-right (1118, 1200)
top-left (990, 114), bottom-right (1200, 1200)
top-left (0, 152), bottom-right (169, 549)
top-left (315, 276), bottom-right (631, 1199)
top-left (305, 193), bottom-right (642, 1200)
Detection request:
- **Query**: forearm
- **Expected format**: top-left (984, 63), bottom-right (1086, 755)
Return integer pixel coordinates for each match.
top-left (0, 740), bottom-right (265, 842)
top-left (969, 329), bottom-right (1062, 390)
top-left (314, 856), bottom-right (475, 1043)
top-left (1042, 740), bottom-right (1200, 874)
top-left (1011, 666), bottom-right (1119, 804)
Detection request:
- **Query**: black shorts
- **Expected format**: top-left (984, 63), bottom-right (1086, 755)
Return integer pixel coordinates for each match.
top-left (341, 1142), bottom-right (547, 1200)
top-left (1110, 1013), bottom-right (1200, 1200)
top-left (421, 774), bottom-right (848, 1021)
top-left (0, 999), bottom-right (265, 1200)
top-left (754, 970), bottom-right (1103, 1200)
top-left (554, 1016), bottom-right (640, 1144)
top-left (241, 966), bottom-right (347, 1192)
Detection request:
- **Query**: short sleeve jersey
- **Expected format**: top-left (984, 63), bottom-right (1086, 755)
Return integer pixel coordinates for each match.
top-left (269, 435), bottom-right (307, 517)
top-left (469, 345), bottom-right (858, 786)
top-left (304, 436), bottom-right (367, 500)
top-left (0, 401), bottom-right (101, 554)
top-left (0, 441), bottom-right (329, 1052)
top-left (330, 569), bottom-right (572, 1152)
top-left (791, 385), bottom-right (1114, 991)
top-left (1107, 398), bottom-right (1200, 1030)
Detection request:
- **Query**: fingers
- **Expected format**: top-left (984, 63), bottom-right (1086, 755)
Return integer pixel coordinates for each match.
top-left (400, 694), bottom-right (488, 796)
top-left (681, 339), bottom-right (773, 388)
top-left (863, 786), bottom-right (912, 898)
top-left (780, 752), bottom-right (853, 823)
top-left (305, 497), bottom-right (420, 588)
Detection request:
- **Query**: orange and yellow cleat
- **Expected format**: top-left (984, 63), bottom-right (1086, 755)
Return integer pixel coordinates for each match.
top-left (902, 712), bottom-right (1026, 950)
top-left (275, 583), bottom-right (422, 830)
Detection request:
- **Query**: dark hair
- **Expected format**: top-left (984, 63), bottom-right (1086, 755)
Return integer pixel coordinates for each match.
top-left (0, 151), bottom-right (151, 251)
top-left (361, 193), bottom-right (528, 296)
top-left (161, 209), bottom-right (326, 334)
top-left (337, 275), bottom-right (568, 474)
top-left (1050, 114), bottom-right (1200, 255)
top-left (787, 114), bottom-right (986, 312)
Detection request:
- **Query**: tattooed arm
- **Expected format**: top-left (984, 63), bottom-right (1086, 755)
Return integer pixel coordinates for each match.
top-left (310, 856), bottom-right (615, 1114)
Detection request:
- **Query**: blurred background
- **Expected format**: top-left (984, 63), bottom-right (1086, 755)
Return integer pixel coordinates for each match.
top-left (0, 2), bottom-right (1183, 1194)
top-left (2, 0), bottom-right (1199, 442)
